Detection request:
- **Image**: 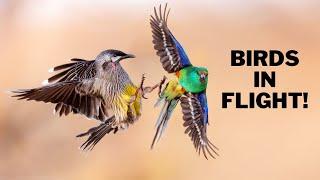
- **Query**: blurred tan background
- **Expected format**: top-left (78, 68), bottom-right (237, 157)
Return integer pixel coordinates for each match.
top-left (1, 0), bottom-right (320, 179)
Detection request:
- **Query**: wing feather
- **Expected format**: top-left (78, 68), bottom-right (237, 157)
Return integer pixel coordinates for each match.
top-left (180, 92), bottom-right (218, 159)
top-left (12, 81), bottom-right (109, 121)
top-left (47, 59), bottom-right (96, 83)
top-left (150, 4), bottom-right (191, 73)
top-left (42, 58), bottom-right (103, 119)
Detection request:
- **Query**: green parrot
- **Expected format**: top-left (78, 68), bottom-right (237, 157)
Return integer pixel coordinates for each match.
top-left (150, 4), bottom-right (218, 159)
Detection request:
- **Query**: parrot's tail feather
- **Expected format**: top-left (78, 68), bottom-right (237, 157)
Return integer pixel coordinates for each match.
top-left (155, 100), bottom-right (169, 129)
top-left (154, 96), bottom-right (165, 107)
top-left (77, 115), bottom-right (117, 151)
top-left (151, 99), bottom-right (179, 149)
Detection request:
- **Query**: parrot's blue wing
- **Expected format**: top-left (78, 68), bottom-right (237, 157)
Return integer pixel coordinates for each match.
top-left (150, 4), bottom-right (192, 73)
top-left (180, 93), bottom-right (218, 159)
top-left (169, 31), bottom-right (191, 67)
top-left (197, 91), bottom-right (209, 125)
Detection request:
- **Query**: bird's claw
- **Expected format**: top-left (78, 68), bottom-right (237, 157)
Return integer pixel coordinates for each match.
top-left (136, 74), bottom-right (166, 100)
top-left (136, 73), bottom-right (148, 100)
top-left (140, 74), bottom-right (146, 86)
top-left (158, 76), bottom-right (167, 97)
top-left (141, 74), bottom-right (148, 99)
top-left (142, 94), bottom-right (148, 99)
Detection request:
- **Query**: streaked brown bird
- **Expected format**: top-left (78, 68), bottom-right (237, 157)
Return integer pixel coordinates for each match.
top-left (12, 49), bottom-right (165, 150)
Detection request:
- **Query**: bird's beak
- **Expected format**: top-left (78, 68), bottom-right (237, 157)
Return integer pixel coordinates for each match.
top-left (119, 54), bottom-right (136, 61)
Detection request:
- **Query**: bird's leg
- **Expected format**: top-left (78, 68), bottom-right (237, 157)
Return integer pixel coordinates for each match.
top-left (126, 105), bottom-right (136, 124)
top-left (129, 74), bottom-right (147, 106)
top-left (131, 75), bottom-right (166, 103)
top-left (157, 75), bottom-right (167, 97)
top-left (137, 73), bottom-right (147, 99)
top-left (142, 75), bottom-right (167, 98)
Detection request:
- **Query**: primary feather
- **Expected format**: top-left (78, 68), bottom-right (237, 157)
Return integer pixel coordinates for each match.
top-left (150, 3), bottom-right (191, 73)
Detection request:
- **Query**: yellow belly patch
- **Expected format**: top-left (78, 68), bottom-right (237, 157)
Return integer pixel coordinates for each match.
top-left (114, 84), bottom-right (142, 122)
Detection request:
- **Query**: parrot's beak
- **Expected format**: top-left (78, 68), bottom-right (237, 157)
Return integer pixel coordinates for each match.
top-left (119, 54), bottom-right (135, 61)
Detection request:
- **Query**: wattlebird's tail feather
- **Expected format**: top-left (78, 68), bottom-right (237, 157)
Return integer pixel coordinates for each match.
top-left (151, 98), bottom-right (179, 149)
top-left (77, 115), bottom-right (118, 151)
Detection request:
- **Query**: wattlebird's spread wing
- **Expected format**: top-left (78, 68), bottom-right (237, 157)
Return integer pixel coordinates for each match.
top-left (12, 80), bottom-right (109, 121)
top-left (150, 4), bottom-right (192, 73)
top-left (46, 58), bottom-right (96, 83)
top-left (180, 92), bottom-right (218, 159)
top-left (43, 58), bottom-right (102, 119)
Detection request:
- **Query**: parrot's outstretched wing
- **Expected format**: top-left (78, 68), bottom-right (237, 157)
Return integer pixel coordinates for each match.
top-left (180, 92), bottom-right (218, 159)
top-left (150, 4), bottom-right (192, 73)
top-left (46, 58), bottom-right (96, 83)
top-left (12, 80), bottom-right (109, 121)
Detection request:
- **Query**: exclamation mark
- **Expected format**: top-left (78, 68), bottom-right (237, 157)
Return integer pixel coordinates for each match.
top-left (303, 92), bottom-right (308, 108)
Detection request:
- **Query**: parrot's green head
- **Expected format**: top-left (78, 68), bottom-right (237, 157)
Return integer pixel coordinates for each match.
top-left (178, 66), bottom-right (208, 93)
top-left (196, 67), bottom-right (209, 84)
top-left (98, 49), bottom-right (135, 70)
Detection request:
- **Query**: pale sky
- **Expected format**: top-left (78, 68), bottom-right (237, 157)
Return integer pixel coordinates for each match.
top-left (1, 0), bottom-right (319, 26)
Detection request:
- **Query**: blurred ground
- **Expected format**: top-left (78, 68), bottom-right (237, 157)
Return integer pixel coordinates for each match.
top-left (0, 0), bottom-right (320, 180)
